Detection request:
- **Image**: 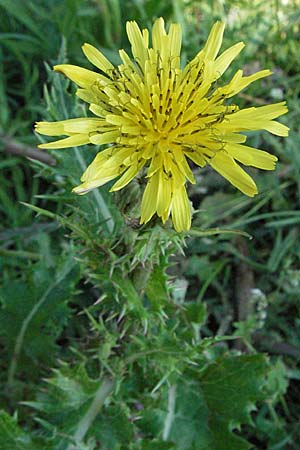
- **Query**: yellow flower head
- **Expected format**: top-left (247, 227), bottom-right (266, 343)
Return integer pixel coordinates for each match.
top-left (35, 18), bottom-right (288, 232)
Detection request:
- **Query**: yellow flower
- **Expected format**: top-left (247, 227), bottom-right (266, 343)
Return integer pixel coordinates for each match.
top-left (35, 18), bottom-right (288, 232)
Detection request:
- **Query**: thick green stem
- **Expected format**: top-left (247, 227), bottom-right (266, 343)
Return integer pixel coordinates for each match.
top-left (162, 384), bottom-right (177, 441)
top-left (67, 378), bottom-right (114, 449)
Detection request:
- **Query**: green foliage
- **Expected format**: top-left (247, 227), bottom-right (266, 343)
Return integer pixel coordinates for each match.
top-left (2, 352), bottom-right (271, 449)
top-left (139, 354), bottom-right (269, 450)
top-left (0, 250), bottom-right (80, 410)
top-left (0, 410), bottom-right (41, 450)
top-left (0, 1), bottom-right (299, 449)
top-left (197, 354), bottom-right (267, 450)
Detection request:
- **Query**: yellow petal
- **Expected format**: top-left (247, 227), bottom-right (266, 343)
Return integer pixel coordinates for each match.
top-left (140, 171), bottom-right (159, 224)
top-left (54, 64), bottom-right (105, 88)
top-left (263, 121), bottom-right (289, 137)
top-left (38, 134), bottom-right (90, 149)
top-left (203, 21), bottom-right (225, 61)
top-left (226, 144), bottom-right (277, 170)
top-left (163, 154), bottom-right (186, 185)
top-left (35, 118), bottom-right (107, 136)
top-left (223, 102), bottom-right (289, 135)
top-left (224, 69), bottom-right (271, 97)
top-left (89, 130), bottom-right (120, 145)
top-left (214, 42), bottom-right (245, 79)
top-left (80, 146), bottom-right (132, 181)
top-left (73, 175), bottom-right (117, 194)
top-left (35, 121), bottom-right (65, 136)
top-left (184, 149), bottom-right (206, 168)
top-left (74, 149), bottom-right (129, 193)
top-left (168, 22), bottom-right (182, 63)
top-left (171, 185), bottom-right (192, 232)
top-left (147, 153), bottom-right (163, 178)
top-left (63, 118), bottom-right (108, 133)
top-left (250, 102), bottom-right (288, 120)
top-left (209, 151), bottom-right (258, 196)
top-left (222, 133), bottom-right (247, 144)
top-left (171, 148), bottom-right (195, 184)
top-left (89, 104), bottom-right (106, 117)
top-left (157, 170), bottom-right (172, 219)
top-left (152, 17), bottom-right (166, 55)
top-left (110, 160), bottom-right (145, 191)
top-left (126, 21), bottom-right (149, 69)
top-left (76, 88), bottom-right (98, 104)
top-left (82, 43), bottom-right (115, 75)
top-left (80, 147), bottom-right (115, 181)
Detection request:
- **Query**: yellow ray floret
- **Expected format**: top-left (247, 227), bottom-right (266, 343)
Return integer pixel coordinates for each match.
top-left (35, 18), bottom-right (289, 232)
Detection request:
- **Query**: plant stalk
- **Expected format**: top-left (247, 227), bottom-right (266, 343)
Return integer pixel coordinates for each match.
top-left (67, 378), bottom-right (114, 449)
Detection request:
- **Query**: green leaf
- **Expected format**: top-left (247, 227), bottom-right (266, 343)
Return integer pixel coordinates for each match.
top-left (0, 410), bottom-right (43, 450)
top-left (0, 253), bottom-right (79, 387)
top-left (24, 364), bottom-right (134, 449)
top-left (184, 301), bottom-right (207, 325)
top-left (90, 405), bottom-right (134, 448)
top-left (111, 271), bottom-right (147, 320)
top-left (265, 358), bottom-right (288, 399)
top-left (139, 441), bottom-right (176, 450)
top-left (139, 354), bottom-right (269, 449)
top-left (0, 410), bottom-right (29, 450)
top-left (164, 381), bottom-right (211, 449)
top-left (199, 354), bottom-right (268, 449)
top-left (146, 265), bottom-right (169, 309)
top-left (26, 364), bottom-right (100, 417)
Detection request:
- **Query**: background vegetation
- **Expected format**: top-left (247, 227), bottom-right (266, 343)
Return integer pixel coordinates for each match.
top-left (0, 0), bottom-right (299, 448)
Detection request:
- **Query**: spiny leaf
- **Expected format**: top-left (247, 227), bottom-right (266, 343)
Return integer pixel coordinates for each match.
top-left (146, 265), bottom-right (170, 309)
top-left (195, 354), bottom-right (269, 449)
top-left (199, 353), bottom-right (268, 428)
top-left (139, 354), bottom-right (269, 449)
top-left (0, 253), bottom-right (79, 387)
top-left (24, 364), bottom-right (134, 449)
top-left (0, 410), bottom-right (46, 450)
